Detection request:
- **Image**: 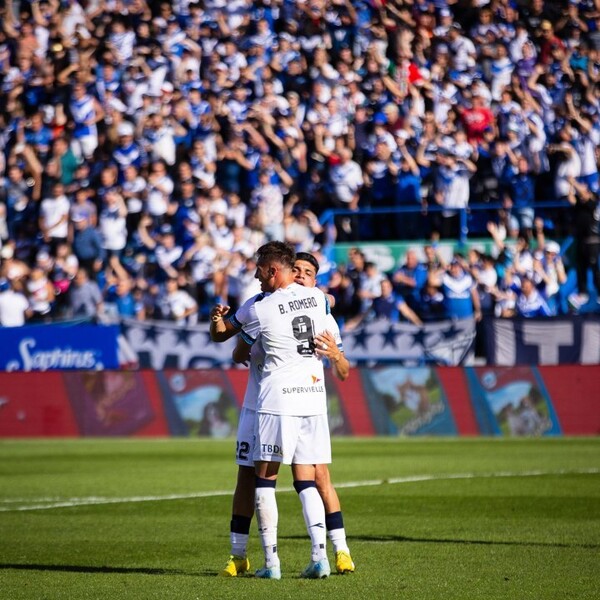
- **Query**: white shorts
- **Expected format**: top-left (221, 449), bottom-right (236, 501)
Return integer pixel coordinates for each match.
top-left (235, 407), bottom-right (256, 467)
top-left (253, 413), bottom-right (331, 466)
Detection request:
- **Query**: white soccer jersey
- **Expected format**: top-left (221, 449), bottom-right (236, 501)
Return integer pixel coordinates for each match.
top-left (229, 292), bottom-right (267, 412)
top-left (241, 283), bottom-right (330, 417)
top-left (231, 294), bottom-right (342, 411)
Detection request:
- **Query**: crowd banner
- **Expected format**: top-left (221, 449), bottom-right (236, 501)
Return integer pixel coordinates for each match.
top-left (122, 317), bottom-right (476, 368)
top-left (341, 318), bottom-right (476, 365)
top-left (484, 315), bottom-right (600, 365)
top-left (0, 323), bottom-right (120, 372)
top-left (121, 318), bottom-right (237, 369)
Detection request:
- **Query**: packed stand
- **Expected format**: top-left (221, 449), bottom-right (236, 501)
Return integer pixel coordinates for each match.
top-left (0, 0), bottom-right (599, 328)
top-left (328, 233), bottom-right (569, 334)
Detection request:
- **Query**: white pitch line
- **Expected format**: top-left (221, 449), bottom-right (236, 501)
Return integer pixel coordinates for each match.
top-left (1, 468), bottom-right (598, 513)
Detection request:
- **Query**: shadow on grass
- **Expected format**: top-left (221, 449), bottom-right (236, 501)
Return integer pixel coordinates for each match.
top-left (0, 564), bottom-right (212, 577)
top-left (282, 534), bottom-right (599, 550)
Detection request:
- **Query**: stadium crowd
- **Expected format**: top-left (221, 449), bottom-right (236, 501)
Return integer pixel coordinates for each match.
top-left (0, 0), bottom-right (600, 328)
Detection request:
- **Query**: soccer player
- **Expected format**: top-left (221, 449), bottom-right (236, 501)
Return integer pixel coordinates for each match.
top-left (210, 244), bottom-right (354, 578)
top-left (237, 241), bottom-right (332, 579)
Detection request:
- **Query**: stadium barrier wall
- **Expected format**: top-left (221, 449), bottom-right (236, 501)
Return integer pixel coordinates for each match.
top-left (2, 315), bottom-right (598, 371)
top-left (0, 366), bottom-right (597, 438)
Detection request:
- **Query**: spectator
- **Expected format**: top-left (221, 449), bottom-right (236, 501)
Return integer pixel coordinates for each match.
top-left (145, 160), bottom-right (175, 226)
top-left (458, 91), bottom-right (495, 144)
top-left (70, 186), bottom-right (98, 228)
top-left (138, 218), bottom-right (184, 282)
top-left (51, 241), bottom-right (79, 315)
top-left (24, 112), bottom-right (53, 163)
top-left (508, 156), bottom-right (536, 236)
top-left (567, 177), bottom-right (600, 311)
top-left (160, 276), bottom-right (198, 325)
top-left (112, 121), bottom-right (146, 178)
top-left (283, 205), bottom-right (323, 253)
top-left (329, 148), bottom-right (363, 241)
top-left (364, 137), bottom-right (398, 240)
top-left (430, 257), bottom-right (482, 321)
top-left (0, 243), bottom-right (30, 292)
top-left (67, 268), bottom-right (104, 320)
top-left (419, 280), bottom-right (446, 322)
top-left (356, 260), bottom-right (386, 315)
top-left (104, 267), bottom-right (138, 320)
top-left (250, 169), bottom-right (285, 242)
top-left (121, 165), bottom-right (146, 240)
top-left (38, 182), bottom-right (70, 255)
top-left (371, 278), bottom-right (423, 325)
top-left (69, 82), bottom-right (105, 161)
top-left (395, 137), bottom-right (423, 240)
top-left (391, 249), bottom-right (429, 314)
top-left (470, 252), bottom-right (499, 316)
top-left (71, 215), bottom-right (105, 277)
top-left (514, 275), bottom-right (553, 318)
top-left (26, 266), bottom-right (55, 323)
top-left (549, 124), bottom-right (582, 202)
top-left (3, 164), bottom-right (39, 240)
top-left (98, 189), bottom-right (128, 262)
top-left (0, 278), bottom-right (30, 326)
top-left (533, 240), bottom-right (567, 314)
top-left (423, 244), bottom-right (446, 272)
top-left (432, 147), bottom-right (477, 239)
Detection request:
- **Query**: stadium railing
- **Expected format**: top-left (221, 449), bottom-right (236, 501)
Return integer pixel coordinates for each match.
top-left (318, 201), bottom-right (572, 245)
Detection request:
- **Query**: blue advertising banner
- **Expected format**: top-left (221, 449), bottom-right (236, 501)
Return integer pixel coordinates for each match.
top-left (483, 315), bottom-right (600, 365)
top-left (0, 324), bottom-right (120, 371)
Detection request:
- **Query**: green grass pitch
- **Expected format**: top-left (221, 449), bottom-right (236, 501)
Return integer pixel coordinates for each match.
top-left (0, 438), bottom-right (598, 599)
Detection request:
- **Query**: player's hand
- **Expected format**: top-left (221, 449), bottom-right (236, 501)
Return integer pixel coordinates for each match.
top-left (314, 331), bottom-right (339, 361)
top-left (210, 304), bottom-right (230, 322)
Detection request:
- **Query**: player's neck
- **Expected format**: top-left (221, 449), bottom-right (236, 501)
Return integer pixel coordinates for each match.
top-left (272, 273), bottom-right (295, 291)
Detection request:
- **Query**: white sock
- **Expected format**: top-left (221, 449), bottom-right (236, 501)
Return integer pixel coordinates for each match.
top-left (297, 486), bottom-right (327, 562)
top-left (231, 532), bottom-right (249, 557)
top-left (328, 528), bottom-right (349, 553)
top-left (255, 486), bottom-right (279, 568)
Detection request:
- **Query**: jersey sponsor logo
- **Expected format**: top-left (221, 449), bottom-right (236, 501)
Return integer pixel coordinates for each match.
top-left (311, 375), bottom-right (321, 384)
top-left (278, 297), bottom-right (318, 314)
top-left (261, 443), bottom-right (283, 457)
top-left (282, 384), bottom-right (325, 394)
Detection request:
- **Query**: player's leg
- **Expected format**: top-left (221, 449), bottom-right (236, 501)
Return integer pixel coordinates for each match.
top-left (219, 466), bottom-right (254, 576)
top-left (316, 464), bottom-right (355, 574)
top-left (293, 414), bottom-right (331, 579)
top-left (253, 413), bottom-right (283, 579)
top-left (219, 407), bottom-right (256, 577)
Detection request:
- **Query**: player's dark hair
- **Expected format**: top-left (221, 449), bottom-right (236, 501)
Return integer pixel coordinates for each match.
top-left (256, 241), bottom-right (295, 269)
top-left (294, 252), bottom-right (320, 274)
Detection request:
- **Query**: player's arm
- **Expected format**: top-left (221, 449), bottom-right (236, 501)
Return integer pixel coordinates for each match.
top-left (211, 293), bottom-right (264, 342)
top-left (314, 330), bottom-right (350, 382)
top-left (233, 304), bottom-right (260, 363)
top-left (209, 303), bottom-right (239, 341)
top-left (232, 335), bottom-right (252, 365)
top-left (330, 350), bottom-right (350, 382)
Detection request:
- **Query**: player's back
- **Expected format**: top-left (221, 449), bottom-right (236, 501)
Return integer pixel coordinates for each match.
top-left (250, 283), bottom-right (329, 416)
